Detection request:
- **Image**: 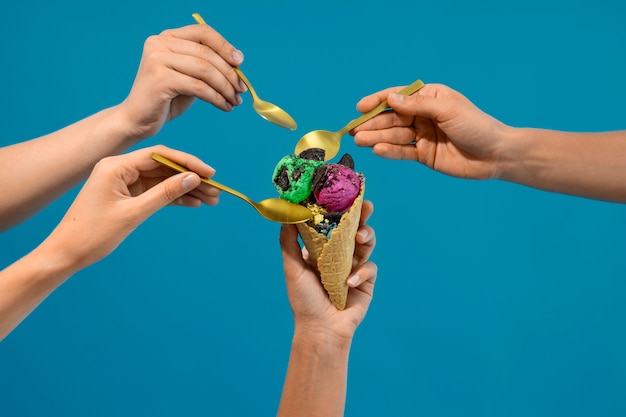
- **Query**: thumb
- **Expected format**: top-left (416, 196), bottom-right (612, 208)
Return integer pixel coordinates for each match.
top-left (387, 92), bottom-right (444, 120)
top-left (135, 172), bottom-right (201, 218)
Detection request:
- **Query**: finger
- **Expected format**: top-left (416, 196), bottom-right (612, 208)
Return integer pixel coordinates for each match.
top-left (145, 145), bottom-right (217, 179)
top-left (149, 148), bottom-right (223, 205)
top-left (135, 169), bottom-right (222, 206)
top-left (279, 224), bottom-right (306, 272)
top-left (145, 62), bottom-right (237, 111)
top-left (372, 143), bottom-right (419, 161)
top-left (355, 86), bottom-right (407, 113)
top-left (347, 261), bottom-right (378, 290)
top-left (355, 91), bottom-right (387, 113)
top-left (353, 225), bottom-right (376, 268)
top-left (353, 201), bottom-right (376, 266)
top-left (301, 246), bottom-right (311, 264)
top-left (354, 126), bottom-right (416, 148)
top-left (169, 23), bottom-right (246, 99)
top-left (161, 24), bottom-right (244, 68)
top-left (360, 200), bottom-right (374, 224)
top-left (351, 110), bottom-right (414, 136)
top-left (169, 53), bottom-right (241, 106)
top-left (155, 32), bottom-right (246, 93)
top-left (152, 35), bottom-right (242, 105)
top-left (387, 91), bottom-right (448, 121)
top-left (171, 194), bottom-right (203, 208)
top-left (188, 183), bottom-right (222, 206)
top-left (202, 195), bottom-right (220, 206)
top-left (134, 172), bottom-right (202, 220)
top-left (354, 83), bottom-right (456, 134)
top-left (194, 182), bottom-right (222, 197)
top-left (171, 190), bottom-right (220, 208)
top-left (172, 188), bottom-right (220, 207)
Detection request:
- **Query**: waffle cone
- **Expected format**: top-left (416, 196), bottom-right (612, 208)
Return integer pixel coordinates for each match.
top-left (296, 178), bottom-right (365, 310)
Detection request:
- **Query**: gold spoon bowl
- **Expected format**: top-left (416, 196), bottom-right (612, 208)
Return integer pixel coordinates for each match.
top-left (294, 79), bottom-right (425, 160)
top-left (233, 67), bottom-right (297, 130)
top-left (192, 13), bottom-right (297, 130)
top-left (151, 153), bottom-right (312, 224)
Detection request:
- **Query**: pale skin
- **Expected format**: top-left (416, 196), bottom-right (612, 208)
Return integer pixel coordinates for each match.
top-left (277, 200), bottom-right (377, 417)
top-left (0, 23), bottom-right (247, 231)
top-left (1, 159), bottom-right (377, 415)
top-left (352, 83), bottom-right (626, 203)
top-left (3, 21), bottom-right (377, 413)
top-left (0, 153), bottom-right (377, 416)
top-left (1, 151), bottom-right (377, 416)
top-left (0, 145), bottom-right (220, 341)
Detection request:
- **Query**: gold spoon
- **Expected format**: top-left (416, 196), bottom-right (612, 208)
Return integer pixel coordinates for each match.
top-left (231, 66), bottom-right (297, 130)
top-left (151, 153), bottom-right (312, 224)
top-left (192, 13), bottom-right (297, 130)
top-left (294, 79), bottom-right (426, 160)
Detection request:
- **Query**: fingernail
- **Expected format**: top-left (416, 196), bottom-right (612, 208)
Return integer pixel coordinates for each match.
top-left (357, 229), bottom-right (369, 241)
top-left (224, 102), bottom-right (233, 111)
top-left (347, 274), bottom-right (360, 287)
top-left (232, 49), bottom-right (244, 65)
top-left (239, 79), bottom-right (248, 92)
top-left (389, 92), bottom-right (403, 102)
top-left (236, 94), bottom-right (243, 105)
top-left (182, 174), bottom-right (197, 192)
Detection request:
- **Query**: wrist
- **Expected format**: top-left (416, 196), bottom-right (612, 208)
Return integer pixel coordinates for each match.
top-left (39, 239), bottom-right (82, 276)
top-left (18, 239), bottom-right (79, 291)
top-left (493, 125), bottom-right (533, 183)
top-left (103, 104), bottom-right (145, 148)
top-left (292, 326), bottom-right (353, 359)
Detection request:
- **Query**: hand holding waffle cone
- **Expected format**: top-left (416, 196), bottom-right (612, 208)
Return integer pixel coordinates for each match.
top-left (296, 181), bottom-right (364, 309)
top-left (277, 200), bottom-right (376, 416)
top-left (273, 148), bottom-right (366, 309)
top-left (280, 200), bottom-right (376, 318)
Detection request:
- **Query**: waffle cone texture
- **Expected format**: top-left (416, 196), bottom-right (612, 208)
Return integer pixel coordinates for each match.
top-left (296, 177), bottom-right (365, 310)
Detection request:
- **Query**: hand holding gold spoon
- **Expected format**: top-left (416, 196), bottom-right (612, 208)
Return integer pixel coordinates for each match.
top-left (152, 153), bottom-right (312, 224)
top-left (294, 79), bottom-right (425, 160)
top-left (192, 13), bottom-right (297, 130)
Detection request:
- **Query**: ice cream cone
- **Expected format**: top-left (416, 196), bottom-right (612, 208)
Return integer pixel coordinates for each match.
top-left (296, 177), bottom-right (365, 310)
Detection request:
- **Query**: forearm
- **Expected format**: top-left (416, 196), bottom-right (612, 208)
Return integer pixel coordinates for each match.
top-left (497, 127), bottom-right (626, 203)
top-left (0, 105), bottom-right (136, 231)
top-left (0, 238), bottom-right (77, 341)
top-left (277, 329), bottom-right (352, 417)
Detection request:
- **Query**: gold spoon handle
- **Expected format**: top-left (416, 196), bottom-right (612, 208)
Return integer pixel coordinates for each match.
top-left (192, 12), bottom-right (209, 25)
top-left (232, 67), bottom-right (260, 100)
top-left (192, 13), bottom-right (259, 100)
top-left (191, 13), bottom-right (207, 25)
top-left (337, 79), bottom-right (425, 136)
top-left (151, 153), bottom-right (254, 206)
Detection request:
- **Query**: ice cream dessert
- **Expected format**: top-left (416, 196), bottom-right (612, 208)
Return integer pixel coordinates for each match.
top-left (273, 149), bottom-right (325, 205)
top-left (272, 148), bottom-right (365, 310)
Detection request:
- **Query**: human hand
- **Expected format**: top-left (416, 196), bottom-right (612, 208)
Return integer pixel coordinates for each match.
top-left (41, 145), bottom-right (220, 272)
top-left (352, 83), bottom-right (508, 180)
top-left (119, 23), bottom-right (247, 141)
top-left (279, 201), bottom-right (377, 342)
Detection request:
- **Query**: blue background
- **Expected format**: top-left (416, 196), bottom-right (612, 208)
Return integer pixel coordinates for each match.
top-left (1, 0), bottom-right (625, 416)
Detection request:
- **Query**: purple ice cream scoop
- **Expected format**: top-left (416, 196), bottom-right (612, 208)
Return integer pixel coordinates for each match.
top-left (312, 163), bottom-right (362, 212)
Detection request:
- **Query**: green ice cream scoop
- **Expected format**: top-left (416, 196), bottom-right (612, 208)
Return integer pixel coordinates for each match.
top-left (272, 153), bottom-right (324, 204)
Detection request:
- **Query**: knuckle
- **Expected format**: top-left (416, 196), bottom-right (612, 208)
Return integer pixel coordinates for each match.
top-left (218, 38), bottom-right (232, 55)
top-left (143, 34), bottom-right (162, 51)
top-left (193, 56), bottom-right (211, 72)
top-left (189, 77), bottom-right (207, 95)
top-left (162, 185), bottom-right (177, 203)
top-left (158, 28), bottom-right (175, 38)
top-left (93, 156), bottom-right (116, 175)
